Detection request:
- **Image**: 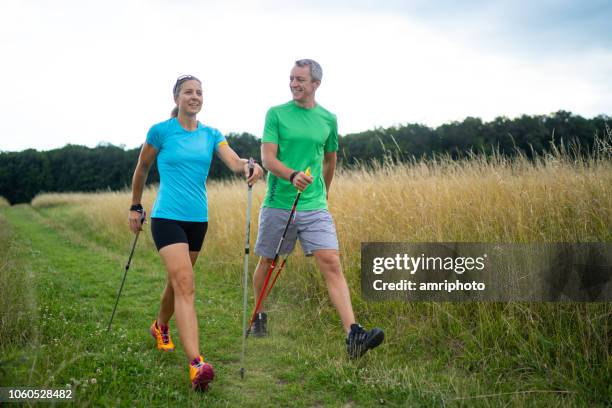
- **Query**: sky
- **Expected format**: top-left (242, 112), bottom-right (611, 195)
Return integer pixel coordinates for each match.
top-left (1, 0), bottom-right (611, 152)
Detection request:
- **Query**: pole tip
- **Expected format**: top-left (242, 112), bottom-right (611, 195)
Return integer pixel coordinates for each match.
top-left (240, 367), bottom-right (245, 379)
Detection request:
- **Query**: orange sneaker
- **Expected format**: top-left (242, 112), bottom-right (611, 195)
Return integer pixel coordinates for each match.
top-left (149, 320), bottom-right (175, 351)
top-left (189, 356), bottom-right (214, 391)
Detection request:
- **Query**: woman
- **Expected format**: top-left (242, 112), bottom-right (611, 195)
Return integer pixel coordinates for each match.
top-left (128, 75), bottom-right (263, 392)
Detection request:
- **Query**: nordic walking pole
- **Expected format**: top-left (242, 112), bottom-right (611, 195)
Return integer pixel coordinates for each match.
top-left (240, 158), bottom-right (255, 379)
top-left (247, 168), bottom-right (311, 335)
top-left (107, 211), bottom-right (146, 332)
top-left (265, 256), bottom-right (288, 299)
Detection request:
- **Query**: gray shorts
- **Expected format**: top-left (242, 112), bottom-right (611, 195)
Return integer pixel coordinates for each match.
top-left (254, 207), bottom-right (339, 258)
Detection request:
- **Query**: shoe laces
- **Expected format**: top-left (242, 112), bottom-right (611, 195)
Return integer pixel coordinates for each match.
top-left (191, 357), bottom-right (204, 368)
top-left (158, 324), bottom-right (170, 344)
top-left (349, 324), bottom-right (367, 344)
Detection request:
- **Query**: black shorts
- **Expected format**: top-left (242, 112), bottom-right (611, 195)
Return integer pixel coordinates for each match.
top-left (150, 218), bottom-right (208, 252)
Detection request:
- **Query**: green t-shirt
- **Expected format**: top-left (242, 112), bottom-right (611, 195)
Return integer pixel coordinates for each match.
top-left (261, 101), bottom-right (338, 210)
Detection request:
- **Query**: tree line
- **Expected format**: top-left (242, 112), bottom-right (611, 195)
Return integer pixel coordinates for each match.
top-left (0, 111), bottom-right (608, 204)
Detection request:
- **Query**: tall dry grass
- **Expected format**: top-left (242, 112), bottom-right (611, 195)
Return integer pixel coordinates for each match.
top-left (30, 154), bottom-right (612, 259)
top-left (0, 196), bottom-right (10, 208)
top-left (30, 139), bottom-right (611, 281)
top-left (30, 136), bottom-right (612, 290)
top-left (31, 135), bottom-right (612, 248)
top-left (31, 187), bottom-right (158, 249)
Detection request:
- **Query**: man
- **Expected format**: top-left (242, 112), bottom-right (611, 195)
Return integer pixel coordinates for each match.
top-left (252, 59), bottom-right (384, 358)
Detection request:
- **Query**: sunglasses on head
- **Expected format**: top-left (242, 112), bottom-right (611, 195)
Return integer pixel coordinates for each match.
top-left (173, 75), bottom-right (199, 94)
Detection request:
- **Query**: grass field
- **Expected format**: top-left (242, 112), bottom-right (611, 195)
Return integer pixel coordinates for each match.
top-left (1, 140), bottom-right (611, 406)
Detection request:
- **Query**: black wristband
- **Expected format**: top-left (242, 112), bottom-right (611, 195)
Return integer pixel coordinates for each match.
top-left (289, 171), bottom-right (299, 184)
top-left (130, 204), bottom-right (143, 213)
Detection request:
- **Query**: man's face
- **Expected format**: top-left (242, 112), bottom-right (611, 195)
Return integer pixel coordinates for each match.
top-left (290, 65), bottom-right (319, 104)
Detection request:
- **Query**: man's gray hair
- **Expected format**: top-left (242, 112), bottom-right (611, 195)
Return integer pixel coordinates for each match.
top-left (295, 59), bottom-right (323, 82)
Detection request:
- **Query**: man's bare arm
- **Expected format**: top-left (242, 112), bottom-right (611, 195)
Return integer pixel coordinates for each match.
top-left (323, 151), bottom-right (336, 194)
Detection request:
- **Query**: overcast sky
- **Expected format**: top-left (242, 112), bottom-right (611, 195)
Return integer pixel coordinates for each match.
top-left (1, 0), bottom-right (611, 152)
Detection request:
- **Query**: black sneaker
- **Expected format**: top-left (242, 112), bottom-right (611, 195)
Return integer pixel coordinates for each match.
top-left (250, 312), bottom-right (267, 337)
top-left (346, 324), bottom-right (384, 359)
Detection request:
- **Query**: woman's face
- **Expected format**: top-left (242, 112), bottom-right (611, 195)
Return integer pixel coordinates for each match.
top-left (175, 80), bottom-right (203, 116)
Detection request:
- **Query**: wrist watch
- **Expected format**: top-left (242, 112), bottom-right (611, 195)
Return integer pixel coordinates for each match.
top-left (130, 204), bottom-right (144, 213)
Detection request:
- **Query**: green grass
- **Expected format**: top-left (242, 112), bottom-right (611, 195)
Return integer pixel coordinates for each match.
top-left (0, 205), bottom-right (610, 407)
top-left (0, 207), bottom-right (37, 350)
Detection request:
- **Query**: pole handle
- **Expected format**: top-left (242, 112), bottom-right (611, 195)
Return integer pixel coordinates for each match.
top-left (297, 167), bottom-right (312, 192)
top-left (247, 158), bottom-right (255, 187)
top-left (248, 158), bottom-right (254, 177)
top-left (305, 167), bottom-right (311, 177)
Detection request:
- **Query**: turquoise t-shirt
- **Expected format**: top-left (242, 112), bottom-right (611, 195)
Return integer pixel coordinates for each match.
top-left (146, 118), bottom-right (227, 222)
top-left (261, 101), bottom-right (338, 210)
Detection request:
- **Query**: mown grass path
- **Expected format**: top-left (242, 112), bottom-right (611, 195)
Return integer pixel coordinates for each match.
top-left (2, 205), bottom-right (604, 407)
